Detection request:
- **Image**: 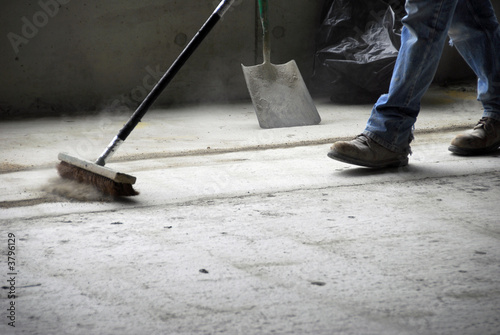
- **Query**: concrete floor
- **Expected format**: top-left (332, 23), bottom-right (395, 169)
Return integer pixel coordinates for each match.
top-left (1, 85), bottom-right (500, 334)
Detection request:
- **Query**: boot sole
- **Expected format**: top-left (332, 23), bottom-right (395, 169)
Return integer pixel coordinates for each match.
top-left (327, 150), bottom-right (409, 169)
top-left (448, 142), bottom-right (500, 156)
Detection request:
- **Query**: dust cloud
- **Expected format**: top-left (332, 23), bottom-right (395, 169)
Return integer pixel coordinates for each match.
top-left (41, 178), bottom-right (113, 202)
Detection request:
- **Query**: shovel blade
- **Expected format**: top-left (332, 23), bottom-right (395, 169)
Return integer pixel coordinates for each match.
top-left (242, 60), bottom-right (321, 129)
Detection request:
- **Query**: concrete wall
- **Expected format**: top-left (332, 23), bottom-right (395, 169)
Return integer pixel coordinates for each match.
top-left (0, 0), bottom-right (323, 117)
top-left (0, 0), bottom-right (498, 117)
top-left (0, 0), bottom-right (253, 116)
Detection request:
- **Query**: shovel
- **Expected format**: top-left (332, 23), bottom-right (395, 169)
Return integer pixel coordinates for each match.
top-left (242, 0), bottom-right (321, 129)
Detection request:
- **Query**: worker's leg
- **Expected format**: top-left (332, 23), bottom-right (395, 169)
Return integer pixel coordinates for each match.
top-left (363, 0), bottom-right (459, 154)
top-left (447, 0), bottom-right (500, 155)
top-left (448, 0), bottom-right (500, 120)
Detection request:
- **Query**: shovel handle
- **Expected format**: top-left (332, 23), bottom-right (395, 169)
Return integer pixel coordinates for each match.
top-left (258, 0), bottom-right (271, 64)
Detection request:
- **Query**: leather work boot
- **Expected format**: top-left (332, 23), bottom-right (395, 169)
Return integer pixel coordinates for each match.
top-left (449, 117), bottom-right (500, 155)
top-left (328, 134), bottom-right (409, 168)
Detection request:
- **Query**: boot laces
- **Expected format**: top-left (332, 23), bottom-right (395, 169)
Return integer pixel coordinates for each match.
top-left (355, 134), bottom-right (412, 155)
top-left (474, 117), bottom-right (498, 131)
top-left (475, 117), bottom-right (489, 129)
top-left (354, 134), bottom-right (371, 148)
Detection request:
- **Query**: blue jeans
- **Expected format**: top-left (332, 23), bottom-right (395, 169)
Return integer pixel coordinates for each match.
top-left (363, 0), bottom-right (500, 153)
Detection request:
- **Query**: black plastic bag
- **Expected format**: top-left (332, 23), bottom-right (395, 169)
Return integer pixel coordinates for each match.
top-left (313, 0), bottom-right (405, 103)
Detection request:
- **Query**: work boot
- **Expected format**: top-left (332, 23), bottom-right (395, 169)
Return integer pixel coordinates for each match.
top-left (449, 117), bottom-right (500, 155)
top-left (328, 134), bottom-right (409, 168)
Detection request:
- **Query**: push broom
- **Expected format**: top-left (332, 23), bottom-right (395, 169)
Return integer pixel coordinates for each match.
top-left (57, 0), bottom-right (236, 197)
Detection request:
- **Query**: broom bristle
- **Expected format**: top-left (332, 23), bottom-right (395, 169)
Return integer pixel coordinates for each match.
top-left (57, 161), bottom-right (139, 197)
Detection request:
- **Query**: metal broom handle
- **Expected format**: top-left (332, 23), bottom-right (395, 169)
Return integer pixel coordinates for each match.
top-left (96, 0), bottom-right (235, 166)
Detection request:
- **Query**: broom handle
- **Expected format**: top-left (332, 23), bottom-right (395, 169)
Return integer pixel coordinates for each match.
top-left (96, 0), bottom-right (235, 166)
top-left (259, 0), bottom-right (271, 64)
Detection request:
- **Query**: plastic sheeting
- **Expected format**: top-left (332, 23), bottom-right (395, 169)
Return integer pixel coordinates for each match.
top-left (313, 0), bottom-right (405, 103)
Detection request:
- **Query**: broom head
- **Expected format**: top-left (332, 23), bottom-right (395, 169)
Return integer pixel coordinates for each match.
top-left (57, 153), bottom-right (139, 197)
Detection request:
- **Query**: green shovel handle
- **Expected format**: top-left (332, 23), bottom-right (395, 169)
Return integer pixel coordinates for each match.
top-left (258, 0), bottom-right (271, 64)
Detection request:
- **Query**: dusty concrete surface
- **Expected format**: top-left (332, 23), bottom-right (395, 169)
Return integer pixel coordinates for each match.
top-left (1, 86), bottom-right (500, 334)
